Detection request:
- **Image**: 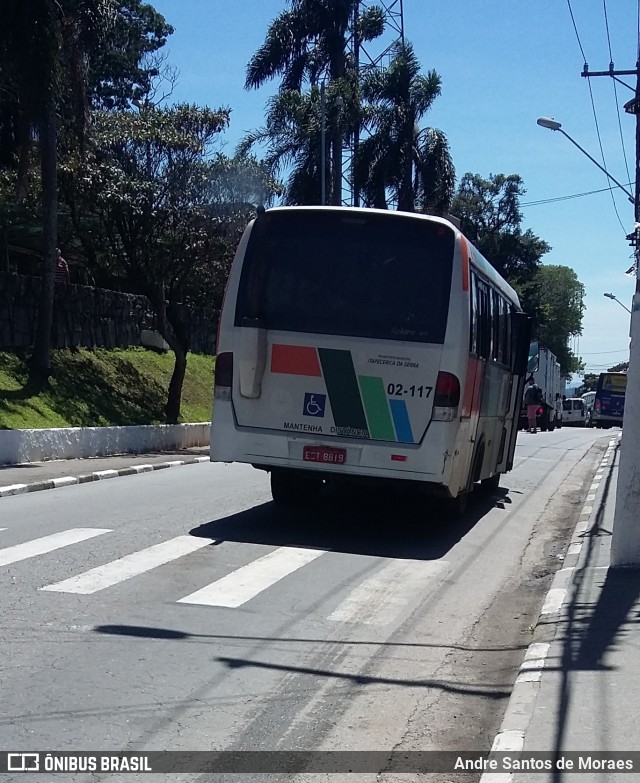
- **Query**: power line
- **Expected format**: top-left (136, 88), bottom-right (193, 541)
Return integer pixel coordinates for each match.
top-left (602, 0), bottom-right (613, 61)
top-left (580, 349), bottom-right (630, 355)
top-left (521, 181), bottom-right (635, 207)
top-left (585, 362), bottom-right (629, 369)
top-left (566, 0), bottom-right (587, 62)
top-left (586, 77), bottom-right (628, 233)
top-left (565, 0), bottom-right (629, 235)
top-left (602, 0), bottom-right (633, 183)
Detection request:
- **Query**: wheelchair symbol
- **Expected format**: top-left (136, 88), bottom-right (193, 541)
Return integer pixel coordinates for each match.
top-left (303, 393), bottom-right (326, 417)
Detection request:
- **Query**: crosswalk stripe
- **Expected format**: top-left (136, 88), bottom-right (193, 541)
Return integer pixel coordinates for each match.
top-left (328, 558), bottom-right (448, 625)
top-left (177, 546), bottom-right (326, 608)
top-left (0, 528), bottom-right (111, 568)
top-left (41, 535), bottom-right (216, 594)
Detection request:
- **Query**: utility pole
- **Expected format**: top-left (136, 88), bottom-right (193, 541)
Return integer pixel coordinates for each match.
top-left (584, 61), bottom-right (640, 566)
top-left (340, 0), bottom-right (405, 206)
top-left (320, 82), bottom-right (326, 206)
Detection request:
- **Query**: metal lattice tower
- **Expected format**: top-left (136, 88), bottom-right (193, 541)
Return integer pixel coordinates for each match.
top-left (342, 0), bottom-right (405, 206)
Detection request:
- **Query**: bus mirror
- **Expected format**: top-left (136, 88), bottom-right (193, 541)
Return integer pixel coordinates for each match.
top-left (512, 313), bottom-right (531, 376)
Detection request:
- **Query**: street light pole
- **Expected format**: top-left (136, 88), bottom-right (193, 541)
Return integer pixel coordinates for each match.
top-left (537, 113), bottom-right (640, 567)
top-left (536, 118), bottom-right (635, 203)
top-left (604, 292), bottom-right (632, 314)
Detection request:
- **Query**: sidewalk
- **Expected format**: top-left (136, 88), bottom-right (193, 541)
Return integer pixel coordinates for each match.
top-left (0, 446), bottom-right (210, 497)
top-left (483, 432), bottom-right (639, 780)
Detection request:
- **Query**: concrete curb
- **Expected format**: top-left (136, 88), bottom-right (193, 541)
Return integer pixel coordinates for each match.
top-left (0, 456), bottom-right (210, 498)
top-left (480, 433), bottom-right (621, 781)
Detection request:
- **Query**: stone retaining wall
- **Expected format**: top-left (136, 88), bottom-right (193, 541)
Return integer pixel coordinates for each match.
top-left (0, 272), bottom-right (216, 355)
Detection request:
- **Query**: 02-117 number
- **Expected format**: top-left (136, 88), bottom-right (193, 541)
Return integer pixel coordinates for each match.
top-left (387, 383), bottom-right (433, 398)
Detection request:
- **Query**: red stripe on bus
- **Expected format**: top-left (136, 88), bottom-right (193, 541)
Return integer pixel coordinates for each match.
top-left (460, 235), bottom-right (470, 292)
top-left (271, 344), bottom-right (322, 376)
top-left (462, 356), bottom-right (483, 416)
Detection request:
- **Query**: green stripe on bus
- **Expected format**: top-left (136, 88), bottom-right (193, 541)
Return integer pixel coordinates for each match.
top-left (358, 376), bottom-right (396, 441)
top-left (318, 348), bottom-right (370, 438)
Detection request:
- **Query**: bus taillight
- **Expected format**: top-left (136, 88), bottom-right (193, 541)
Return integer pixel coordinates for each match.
top-left (214, 352), bottom-right (233, 401)
top-left (433, 371), bottom-right (460, 421)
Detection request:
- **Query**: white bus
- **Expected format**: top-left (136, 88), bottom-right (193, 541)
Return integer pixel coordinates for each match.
top-left (211, 206), bottom-right (530, 514)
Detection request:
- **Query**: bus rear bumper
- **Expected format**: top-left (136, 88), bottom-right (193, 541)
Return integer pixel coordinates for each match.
top-left (211, 419), bottom-right (449, 487)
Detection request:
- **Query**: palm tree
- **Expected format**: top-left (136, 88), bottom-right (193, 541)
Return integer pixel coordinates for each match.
top-left (355, 41), bottom-right (455, 213)
top-left (245, 0), bottom-right (384, 205)
top-left (1, 0), bottom-right (114, 377)
top-left (413, 126), bottom-right (455, 213)
top-left (239, 81), bottom-right (356, 205)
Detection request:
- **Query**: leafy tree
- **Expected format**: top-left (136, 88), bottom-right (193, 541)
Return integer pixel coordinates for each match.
top-left (245, 0), bottom-right (385, 205)
top-left (576, 374), bottom-right (598, 396)
top-left (87, 0), bottom-right (174, 110)
top-left (60, 105), bottom-right (278, 422)
top-left (608, 361), bottom-right (629, 372)
top-left (530, 264), bottom-right (585, 375)
top-left (0, 0), bottom-right (115, 377)
top-left (238, 85), bottom-right (330, 205)
top-left (450, 172), bottom-right (587, 375)
top-left (355, 41), bottom-right (454, 212)
top-left (451, 172), bottom-right (549, 285)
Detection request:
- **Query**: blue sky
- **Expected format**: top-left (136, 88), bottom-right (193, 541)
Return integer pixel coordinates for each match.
top-left (151, 0), bottom-right (638, 377)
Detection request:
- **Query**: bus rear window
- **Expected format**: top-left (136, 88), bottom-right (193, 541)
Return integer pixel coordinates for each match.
top-left (235, 210), bottom-right (454, 343)
top-left (599, 374), bottom-right (627, 393)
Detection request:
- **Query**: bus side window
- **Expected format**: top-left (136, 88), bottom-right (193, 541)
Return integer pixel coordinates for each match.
top-left (499, 296), bottom-right (510, 366)
top-left (491, 290), bottom-right (503, 363)
top-left (470, 271), bottom-right (479, 355)
top-left (475, 277), bottom-right (491, 360)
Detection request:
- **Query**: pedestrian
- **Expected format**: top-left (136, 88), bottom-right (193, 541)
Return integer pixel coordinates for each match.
top-left (54, 248), bottom-right (70, 285)
top-left (523, 377), bottom-right (542, 433)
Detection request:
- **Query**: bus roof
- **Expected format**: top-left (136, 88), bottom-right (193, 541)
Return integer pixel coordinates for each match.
top-left (262, 206), bottom-right (522, 310)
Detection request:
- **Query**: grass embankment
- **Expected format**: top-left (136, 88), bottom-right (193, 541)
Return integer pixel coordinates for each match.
top-left (0, 348), bottom-right (215, 429)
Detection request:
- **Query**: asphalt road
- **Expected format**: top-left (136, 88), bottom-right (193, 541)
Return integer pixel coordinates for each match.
top-left (0, 426), bottom-right (611, 782)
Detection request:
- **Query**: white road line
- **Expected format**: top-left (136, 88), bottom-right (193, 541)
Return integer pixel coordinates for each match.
top-left (0, 528), bottom-right (111, 568)
top-left (41, 535), bottom-right (216, 594)
top-left (178, 546), bottom-right (326, 608)
top-left (328, 559), bottom-right (448, 625)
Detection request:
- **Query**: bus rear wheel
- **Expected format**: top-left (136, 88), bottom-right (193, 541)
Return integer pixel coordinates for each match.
top-left (481, 473), bottom-right (501, 492)
top-left (443, 491), bottom-right (469, 518)
top-left (270, 470), bottom-right (323, 507)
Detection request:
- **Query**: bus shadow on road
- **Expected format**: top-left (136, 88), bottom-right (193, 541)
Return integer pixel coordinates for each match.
top-left (189, 485), bottom-right (512, 560)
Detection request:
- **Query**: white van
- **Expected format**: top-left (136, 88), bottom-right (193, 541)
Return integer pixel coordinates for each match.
top-left (581, 391), bottom-right (596, 426)
top-left (562, 397), bottom-right (586, 426)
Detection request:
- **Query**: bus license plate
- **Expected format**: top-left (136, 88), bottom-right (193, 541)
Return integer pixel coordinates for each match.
top-left (303, 446), bottom-right (346, 465)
